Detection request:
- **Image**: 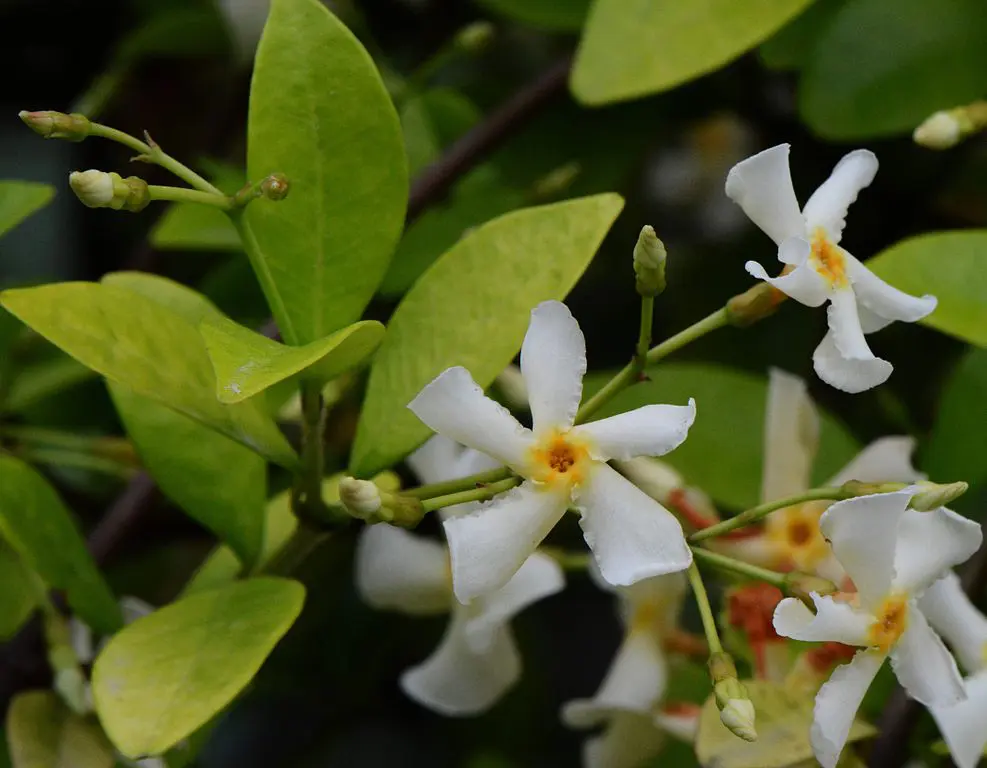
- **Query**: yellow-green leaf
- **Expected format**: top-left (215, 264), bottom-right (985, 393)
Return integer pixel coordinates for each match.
top-left (0, 539), bottom-right (37, 641)
top-left (351, 193), bottom-right (623, 476)
top-left (0, 456), bottom-right (121, 634)
top-left (92, 577), bottom-right (305, 758)
top-left (571, 0), bottom-right (813, 105)
top-left (475, 0), bottom-right (591, 31)
top-left (200, 316), bottom-right (385, 403)
top-left (7, 691), bottom-right (115, 768)
top-left (866, 231), bottom-right (987, 348)
top-left (0, 181), bottom-right (55, 239)
top-left (246, 0), bottom-right (408, 345)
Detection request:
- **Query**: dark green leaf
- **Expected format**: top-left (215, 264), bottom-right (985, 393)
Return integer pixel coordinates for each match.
top-left (0, 181), bottom-right (55, 240)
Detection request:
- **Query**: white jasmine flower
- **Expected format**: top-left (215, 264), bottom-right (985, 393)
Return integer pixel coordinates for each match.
top-left (919, 571), bottom-right (987, 768)
top-left (721, 368), bottom-right (922, 583)
top-left (771, 489), bottom-right (983, 768)
top-left (409, 300), bottom-right (696, 603)
top-left (355, 523), bottom-right (563, 715)
top-left (725, 145), bottom-right (937, 393)
top-left (562, 574), bottom-right (698, 768)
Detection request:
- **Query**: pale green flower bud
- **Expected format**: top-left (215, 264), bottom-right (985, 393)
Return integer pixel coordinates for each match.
top-left (339, 477), bottom-right (382, 517)
top-left (455, 21), bottom-right (495, 53)
top-left (633, 225), bottom-right (667, 297)
top-left (909, 480), bottom-right (969, 511)
top-left (708, 651), bottom-right (757, 741)
top-left (19, 110), bottom-right (91, 141)
top-left (914, 102), bottom-right (987, 150)
top-left (717, 693), bottom-right (757, 742)
top-left (69, 170), bottom-right (149, 212)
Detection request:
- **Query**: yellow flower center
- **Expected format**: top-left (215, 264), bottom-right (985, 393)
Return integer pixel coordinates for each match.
top-left (528, 431), bottom-right (591, 488)
top-left (867, 595), bottom-right (909, 652)
top-left (766, 503), bottom-right (830, 571)
top-left (809, 228), bottom-right (848, 288)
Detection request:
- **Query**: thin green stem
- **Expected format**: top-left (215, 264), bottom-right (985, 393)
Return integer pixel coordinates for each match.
top-left (576, 307), bottom-right (729, 423)
top-left (405, 467), bottom-right (512, 499)
top-left (690, 546), bottom-right (787, 589)
top-left (294, 381), bottom-right (327, 522)
top-left (17, 446), bottom-right (137, 479)
top-left (634, 295), bottom-right (654, 369)
top-left (421, 476), bottom-right (521, 513)
top-left (688, 487), bottom-right (848, 543)
top-left (687, 561), bottom-right (723, 655)
top-left (87, 123), bottom-right (221, 195)
top-left (146, 185), bottom-right (233, 209)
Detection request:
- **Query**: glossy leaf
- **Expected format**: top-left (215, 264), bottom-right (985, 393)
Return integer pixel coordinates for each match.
top-left (475, 0), bottom-right (591, 31)
top-left (758, 0), bottom-right (847, 71)
top-left (401, 89), bottom-right (481, 177)
top-left (351, 193), bottom-right (623, 476)
top-left (571, 0), bottom-right (812, 105)
top-left (924, 348), bottom-right (987, 493)
top-left (3, 357), bottom-right (97, 415)
top-left (109, 383), bottom-right (266, 567)
top-left (0, 539), bottom-right (37, 640)
top-left (800, 0), bottom-right (987, 138)
top-left (0, 279), bottom-right (297, 468)
top-left (7, 691), bottom-right (115, 768)
top-left (586, 362), bottom-right (859, 509)
top-left (0, 456), bottom-right (121, 634)
top-left (246, 0), bottom-right (408, 345)
top-left (695, 679), bottom-right (875, 768)
top-left (93, 577), bottom-right (305, 758)
top-left (0, 181), bottom-right (55, 239)
top-left (200, 316), bottom-right (384, 403)
top-left (867, 231), bottom-right (987, 347)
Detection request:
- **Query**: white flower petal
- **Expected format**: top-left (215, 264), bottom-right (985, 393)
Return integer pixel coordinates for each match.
top-left (889, 606), bottom-right (966, 707)
top-left (761, 368), bottom-right (819, 503)
top-left (858, 304), bottom-right (894, 334)
top-left (355, 525), bottom-right (451, 615)
top-left (892, 506), bottom-right (983, 596)
top-left (820, 491), bottom-right (911, 609)
top-left (827, 288), bottom-right (877, 360)
top-left (801, 150), bottom-right (878, 243)
top-left (408, 366), bottom-right (533, 468)
top-left (810, 649), bottom-right (886, 768)
top-left (400, 609), bottom-right (519, 716)
top-left (406, 435), bottom-right (463, 485)
top-left (617, 573), bottom-right (688, 631)
top-left (919, 571), bottom-right (987, 675)
top-left (562, 628), bottom-right (666, 727)
top-left (465, 551), bottom-right (564, 653)
top-left (779, 234), bottom-right (812, 265)
top-left (772, 594), bottom-right (873, 646)
top-left (826, 436), bottom-right (921, 487)
top-left (745, 259), bottom-right (830, 307)
top-left (520, 301), bottom-right (587, 435)
top-left (582, 712), bottom-right (667, 768)
top-left (576, 464), bottom-right (692, 587)
top-left (724, 144), bottom-right (806, 245)
top-left (812, 330), bottom-right (893, 393)
top-left (444, 481), bottom-right (568, 604)
top-left (846, 254), bottom-right (937, 323)
top-left (572, 399), bottom-right (696, 462)
top-left (929, 669), bottom-right (987, 768)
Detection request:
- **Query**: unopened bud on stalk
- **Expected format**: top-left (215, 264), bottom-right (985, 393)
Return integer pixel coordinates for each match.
top-left (913, 102), bottom-right (987, 149)
top-left (19, 110), bottom-right (91, 141)
top-left (339, 477), bottom-right (425, 527)
top-left (69, 170), bottom-right (149, 212)
top-left (260, 172), bottom-right (290, 201)
top-left (726, 281), bottom-right (787, 327)
top-left (339, 477), bottom-right (382, 517)
top-left (708, 651), bottom-right (757, 742)
top-left (633, 225), bottom-right (667, 297)
top-left (910, 480), bottom-right (969, 511)
top-left (455, 21), bottom-right (495, 53)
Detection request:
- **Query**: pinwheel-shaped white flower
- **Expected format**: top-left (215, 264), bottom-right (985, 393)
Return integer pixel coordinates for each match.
top-left (723, 368), bottom-right (922, 582)
top-left (562, 574), bottom-right (698, 768)
top-left (919, 571), bottom-right (987, 768)
top-left (725, 145), bottom-right (936, 393)
top-left (409, 300), bottom-right (696, 603)
top-left (771, 489), bottom-right (983, 768)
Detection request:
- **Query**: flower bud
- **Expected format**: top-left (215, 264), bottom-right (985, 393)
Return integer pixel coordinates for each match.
top-left (717, 693), bottom-right (757, 742)
top-left (339, 477), bottom-right (425, 527)
top-left (913, 111), bottom-right (963, 150)
top-left (633, 225), bottom-right (667, 297)
top-left (339, 477), bottom-right (382, 517)
top-left (455, 21), bottom-right (495, 53)
top-left (19, 110), bottom-right (91, 141)
top-left (261, 173), bottom-right (290, 201)
top-left (495, 364), bottom-right (528, 411)
top-left (909, 480), bottom-right (969, 512)
top-left (69, 170), bottom-right (149, 212)
top-left (726, 281), bottom-right (787, 327)
top-left (707, 651), bottom-right (756, 740)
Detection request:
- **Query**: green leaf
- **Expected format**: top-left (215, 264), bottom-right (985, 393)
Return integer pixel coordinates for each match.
top-left (3, 357), bottom-right (98, 415)
top-left (0, 539), bottom-right (37, 641)
top-left (758, 0), bottom-right (847, 71)
top-left (0, 279), bottom-right (296, 469)
top-left (586, 363), bottom-right (859, 509)
top-left (924, 348), bottom-right (987, 493)
top-left (92, 577), bottom-right (305, 758)
top-left (351, 193), bottom-right (624, 476)
top-left (866, 231), bottom-right (987, 347)
top-left (799, 0), bottom-right (987, 138)
top-left (246, 0), bottom-right (408, 345)
top-left (117, 6), bottom-right (229, 61)
top-left (109, 384), bottom-right (266, 568)
top-left (695, 679), bottom-right (875, 768)
top-left (571, 0), bottom-right (813, 105)
top-left (475, 0), bottom-right (591, 31)
top-left (200, 316), bottom-right (385, 403)
top-left (0, 181), bottom-right (55, 239)
top-left (149, 168), bottom-right (242, 252)
top-left (0, 456), bottom-right (121, 634)
top-left (401, 89), bottom-right (481, 177)
top-left (7, 691), bottom-right (115, 768)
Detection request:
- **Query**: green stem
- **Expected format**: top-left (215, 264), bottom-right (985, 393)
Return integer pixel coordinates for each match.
top-left (17, 446), bottom-right (137, 479)
top-left (262, 522), bottom-right (329, 577)
top-left (294, 381), bottom-right (327, 522)
top-left (87, 123), bottom-right (221, 195)
top-left (690, 546), bottom-right (788, 589)
top-left (146, 185), bottom-right (233, 209)
top-left (688, 487), bottom-right (848, 543)
top-left (687, 561), bottom-right (723, 655)
top-left (405, 466), bottom-right (513, 499)
top-left (0, 425), bottom-right (132, 457)
top-left (576, 307), bottom-right (729, 423)
top-left (634, 295), bottom-right (655, 369)
top-left (421, 476), bottom-right (521, 513)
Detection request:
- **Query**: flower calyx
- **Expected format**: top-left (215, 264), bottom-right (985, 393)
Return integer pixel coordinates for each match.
top-left (339, 477), bottom-right (425, 527)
